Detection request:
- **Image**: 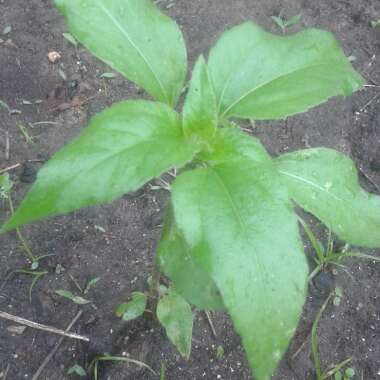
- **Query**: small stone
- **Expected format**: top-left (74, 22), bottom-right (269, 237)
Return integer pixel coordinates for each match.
top-left (47, 51), bottom-right (61, 63)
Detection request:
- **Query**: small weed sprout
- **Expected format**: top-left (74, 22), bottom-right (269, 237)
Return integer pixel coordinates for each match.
top-left (271, 10), bottom-right (302, 34)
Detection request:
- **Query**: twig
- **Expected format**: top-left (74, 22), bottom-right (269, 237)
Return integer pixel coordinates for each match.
top-left (69, 273), bottom-right (83, 293)
top-left (359, 93), bottom-right (380, 113)
top-left (0, 310), bottom-right (89, 342)
top-left (291, 335), bottom-right (309, 360)
top-left (32, 310), bottom-right (84, 380)
top-left (204, 311), bottom-right (217, 338)
top-left (0, 163), bottom-right (21, 175)
top-left (363, 84), bottom-right (380, 88)
top-left (358, 166), bottom-right (380, 194)
top-left (0, 159), bottom-right (45, 174)
top-left (2, 364), bottom-right (10, 380)
top-left (5, 131), bottom-right (9, 161)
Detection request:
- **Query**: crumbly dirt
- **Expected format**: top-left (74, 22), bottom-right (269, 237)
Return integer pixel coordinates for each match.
top-left (0, 0), bottom-right (379, 379)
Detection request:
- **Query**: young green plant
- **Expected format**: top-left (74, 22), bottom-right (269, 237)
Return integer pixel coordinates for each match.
top-left (311, 294), bottom-right (354, 380)
top-left (271, 10), bottom-right (302, 34)
top-left (1, 1), bottom-right (379, 379)
top-left (299, 217), bottom-right (380, 281)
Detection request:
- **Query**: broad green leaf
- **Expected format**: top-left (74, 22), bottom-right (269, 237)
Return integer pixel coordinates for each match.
top-left (208, 22), bottom-right (364, 120)
top-left (157, 208), bottom-right (224, 310)
top-left (276, 148), bottom-right (380, 248)
top-left (116, 292), bottom-right (147, 321)
top-left (157, 288), bottom-right (193, 358)
top-left (183, 56), bottom-right (217, 140)
top-left (171, 158), bottom-right (308, 380)
top-left (2, 101), bottom-right (195, 232)
top-left (54, 0), bottom-right (187, 106)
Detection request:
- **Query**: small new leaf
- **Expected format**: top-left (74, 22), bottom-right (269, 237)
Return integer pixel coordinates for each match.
top-left (67, 364), bottom-right (86, 377)
top-left (182, 55), bottom-right (217, 140)
top-left (55, 289), bottom-right (91, 305)
top-left (100, 72), bottom-right (117, 79)
top-left (157, 288), bottom-right (193, 359)
top-left (116, 292), bottom-right (147, 321)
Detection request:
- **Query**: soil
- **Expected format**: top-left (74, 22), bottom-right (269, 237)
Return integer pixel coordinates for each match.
top-left (0, 0), bottom-right (379, 379)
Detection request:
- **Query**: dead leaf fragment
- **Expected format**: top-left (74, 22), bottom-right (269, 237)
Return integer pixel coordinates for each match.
top-left (47, 51), bottom-right (61, 63)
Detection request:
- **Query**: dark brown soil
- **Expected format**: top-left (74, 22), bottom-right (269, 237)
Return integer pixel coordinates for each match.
top-left (1, 0), bottom-right (379, 379)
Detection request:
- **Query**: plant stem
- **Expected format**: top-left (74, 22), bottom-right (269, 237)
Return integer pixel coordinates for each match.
top-left (149, 260), bottom-right (161, 315)
top-left (8, 195), bottom-right (36, 263)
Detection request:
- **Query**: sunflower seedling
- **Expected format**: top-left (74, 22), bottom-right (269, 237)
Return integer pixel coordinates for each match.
top-left (2, 1), bottom-right (380, 379)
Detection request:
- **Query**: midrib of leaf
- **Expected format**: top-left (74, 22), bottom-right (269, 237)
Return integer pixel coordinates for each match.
top-left (207, 166), bottom-right (270, 317)
top-left (51, 135), bottom-right (185, 199)
top-left (96, 1), bottom-right (169, 104)
top-left (278, 169), bottom-right (344, 203)
top-left (219, 62), bottom-right (339, 118)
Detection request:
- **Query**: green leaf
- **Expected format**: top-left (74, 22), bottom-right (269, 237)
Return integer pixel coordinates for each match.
top-left (0, 173), bottom-right (12, 199)
top-left (271, 16), bottom-right (286, 32)
top-left (208, 22), bottom-right (364, 120)
top-left (182, 55), bottom-right (217, 140)
top-left (345, 368), bottom-right (355, 378)
top-left (171, 156), bottom-right (308, 380)
top-left (84, 277), bottom-right (100, 294)
top-left (99, 72), bottom-right (117, 79)
top-left (55, 289), bottom-right (75, 299)
top-left (157, 208), bottom-right (224, 310)
top-left (55, 289), bottom-right (92, 305)
top-left (285, 13), bottom-right (302, 28)
top-left (160, 364), bottom-right (166, 380)
top-left (157, 288), bottom-right (193, 358)
top-left (67, 364), bottom-right (87, 376)
top-left (2, 25), bottom-right (12, 35)
top-left (2, 101), bottom-right (196, 231)
top-left (54, 0), bottom-right (187, 106)
top-left (116, 292), bottom-right (147, 321)
top-left (370, 20), bottom-right (380, 28)
top-left (197, 125), bottom-right (271, 166)
top-left (276, 148), bottom-right (380, 248)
